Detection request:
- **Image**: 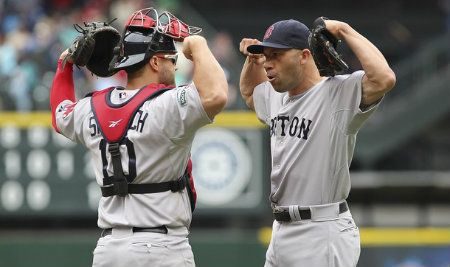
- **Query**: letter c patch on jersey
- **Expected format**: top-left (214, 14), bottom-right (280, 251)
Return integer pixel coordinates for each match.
top-left (177, 88), bottom-right (187, 106)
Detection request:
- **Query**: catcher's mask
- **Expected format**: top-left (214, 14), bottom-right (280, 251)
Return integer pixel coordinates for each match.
top-left (109, 7), bottom-right (201, 73)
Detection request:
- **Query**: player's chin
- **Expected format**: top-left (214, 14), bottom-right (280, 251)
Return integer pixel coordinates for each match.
top-left (268, 78), bottom-right (277, 88)
top-left (271, 81), bottom-right (286, 93)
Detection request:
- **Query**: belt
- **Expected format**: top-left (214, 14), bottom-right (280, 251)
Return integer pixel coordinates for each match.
top-left (273, 202), bottom-right (348, 222)
top-left (101, 176), bottom-right (187, 197)
top-left (101, 226), bottom-right (168, 237)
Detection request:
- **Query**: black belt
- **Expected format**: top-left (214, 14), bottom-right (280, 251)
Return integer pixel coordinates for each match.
top-left (101, 176), bottom-right (187, 197)
top-left (273, 202), bottom-right (348, 222)
top-left (101, 226), bottom-right (168, 237)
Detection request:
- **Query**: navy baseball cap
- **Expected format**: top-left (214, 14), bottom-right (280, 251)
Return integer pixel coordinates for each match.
top-left (247, 19), bottom-right (310, 54)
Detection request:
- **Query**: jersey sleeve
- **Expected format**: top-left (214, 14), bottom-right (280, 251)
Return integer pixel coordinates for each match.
top-left (329, 70), bottom-right (382, 135)
top-left (153, 82), bottom-right (212, 142)
top-left (252, 81), bottom-right (272, 125)
top-left (54, 98), bottom-right (90, 144)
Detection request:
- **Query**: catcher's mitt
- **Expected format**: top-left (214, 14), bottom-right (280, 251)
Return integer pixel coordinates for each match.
top-left (63, 20), bottom-right (121, 77)
top-left (308, 17), bottom-right (349, 77)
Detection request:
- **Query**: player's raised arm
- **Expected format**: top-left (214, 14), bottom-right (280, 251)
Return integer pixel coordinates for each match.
top-left (50, 49), bottom-right (76, 133)
top-left (324, 20), bottom-right (396, 106)
top-left (182, 35), bottom-right (228, 119)
top-left (238, 38), bottom-right (268, 110)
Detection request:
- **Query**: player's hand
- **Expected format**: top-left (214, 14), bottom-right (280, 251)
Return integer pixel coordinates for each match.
top-left (239, 38), bottom-right (265, 65)
top-left (182, 35), bottom-right (207, 61)
top-left (323, 20), bottom-right (349, 40)
top-left (239, 38), bottom-right (260, 56)
top-left (59, 49), bottom-right (73, 63)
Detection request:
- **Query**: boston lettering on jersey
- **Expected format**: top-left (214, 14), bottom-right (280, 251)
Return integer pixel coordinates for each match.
top-left (270, 115), bottom-right (313, 140)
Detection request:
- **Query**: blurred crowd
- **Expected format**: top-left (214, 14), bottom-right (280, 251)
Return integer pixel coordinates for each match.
top-left (0, 0), bottom-right (246, 112)
top-left (1, 0), bottom-right (448, 113)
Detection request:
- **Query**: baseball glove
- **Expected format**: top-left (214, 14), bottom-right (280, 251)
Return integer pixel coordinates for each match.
top-left (63, 20), bottom-right (121, 77)
top-left (308, 17), bottom-right (349, 77)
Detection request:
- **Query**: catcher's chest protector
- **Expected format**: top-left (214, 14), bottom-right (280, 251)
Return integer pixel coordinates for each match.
top-left (91, 84), bottom-right (171, 143)
top-left (90, 84), bottom-right (197, 211)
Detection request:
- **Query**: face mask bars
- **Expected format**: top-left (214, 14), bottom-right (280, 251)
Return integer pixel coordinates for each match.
top-left (157, 11), bottom-right (202, 41)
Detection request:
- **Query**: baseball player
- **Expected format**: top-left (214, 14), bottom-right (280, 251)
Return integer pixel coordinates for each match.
top-left (239, 19), bottom-right (395, 266)
top-left (50, 8), bottom-right (227, 267)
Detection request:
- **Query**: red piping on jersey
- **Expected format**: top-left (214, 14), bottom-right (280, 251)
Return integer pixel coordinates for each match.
top-left (90, 83), bottom-right (174, 143)
top-left (50, 60), bottom-right (76, 133)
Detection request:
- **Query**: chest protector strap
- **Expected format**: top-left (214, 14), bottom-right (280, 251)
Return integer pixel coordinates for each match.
top-left (107, 142), bottom-right (129, 196)
top-left (91, 84), bottom-right (194, 200)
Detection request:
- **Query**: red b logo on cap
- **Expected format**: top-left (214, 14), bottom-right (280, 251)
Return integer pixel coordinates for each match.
top-left (264, 25), bottom-right (274, 40)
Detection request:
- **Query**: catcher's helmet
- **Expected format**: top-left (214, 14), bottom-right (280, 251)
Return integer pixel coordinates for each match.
top-left (109, 8), bottom-right (177, 73)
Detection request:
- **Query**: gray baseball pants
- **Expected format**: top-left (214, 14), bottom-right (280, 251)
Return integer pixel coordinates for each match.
top-left (264, 210), bottom-right (360, 267)
top-left (92, 228), bottom-right (195, 267)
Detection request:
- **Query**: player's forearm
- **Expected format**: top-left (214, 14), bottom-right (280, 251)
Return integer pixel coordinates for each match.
top-left (340, 24), bottom-right (396, 93)
top-left (239, 57), bottom-right (267, 110)
top-left (50, 60), bottom-right (76, 132)
top-left (190, 37), bottom-right (228, 119)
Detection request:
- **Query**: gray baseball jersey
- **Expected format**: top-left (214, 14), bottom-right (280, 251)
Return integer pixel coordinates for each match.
top-left (253, 70), bottom-right (380, 206)
top-left (54, 82), bottom-right (211, 233)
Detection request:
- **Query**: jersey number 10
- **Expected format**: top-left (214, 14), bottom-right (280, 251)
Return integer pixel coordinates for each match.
top-left (98, 138), bottom-right (137, 182)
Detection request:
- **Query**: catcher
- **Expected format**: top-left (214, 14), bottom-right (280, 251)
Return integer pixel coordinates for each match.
top-left (239, 18), bottom-right (395, 266)
top-left (50, 7), bottom-right (227, 267)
